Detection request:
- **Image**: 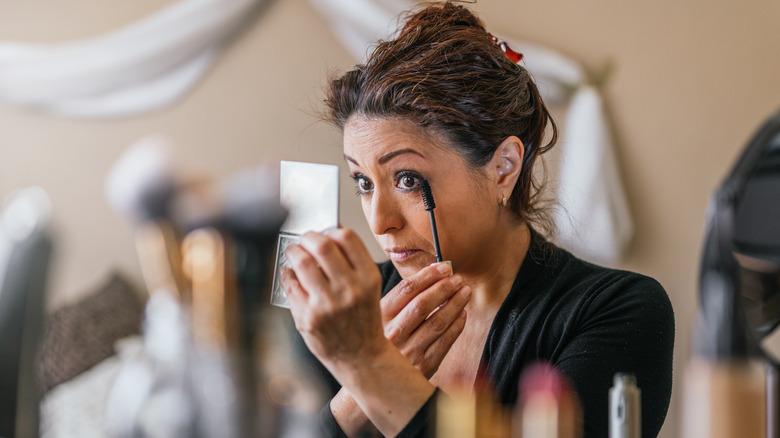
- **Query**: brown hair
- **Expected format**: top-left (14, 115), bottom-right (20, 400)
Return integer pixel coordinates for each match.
top-left (325, 1), bottom-right (558, 232)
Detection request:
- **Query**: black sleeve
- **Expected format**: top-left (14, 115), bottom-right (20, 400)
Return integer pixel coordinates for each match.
top-left (318, 401), bottom-right (349, 438)
top-left (395, 389), bottom-right (438, 438)
top-left (316, 391), bottom-right (438, 438)
top-left (553, 276), bottom-right (675, 438)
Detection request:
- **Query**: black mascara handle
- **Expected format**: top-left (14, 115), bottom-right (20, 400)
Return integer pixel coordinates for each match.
top-left (429, 210), bottom-right (443, 263)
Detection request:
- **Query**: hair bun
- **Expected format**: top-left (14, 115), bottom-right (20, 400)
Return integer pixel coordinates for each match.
top-left (399, 2), bottom-right (486, 37)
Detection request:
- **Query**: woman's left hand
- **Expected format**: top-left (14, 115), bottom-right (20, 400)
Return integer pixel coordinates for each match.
top-left (281, 228), bottom-right (387, 368)
top-left (379, 264), bottom-right (470, 378)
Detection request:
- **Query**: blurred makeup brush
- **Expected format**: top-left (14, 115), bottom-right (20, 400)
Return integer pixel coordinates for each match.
top-left (105, 135), bottom-right (188, 299)
top-left (182, 227), bottom-right (238, 350)
top-left (105, 135), bottom-right (178, 223)
top-left (171, 166), bottom-right (285, 239)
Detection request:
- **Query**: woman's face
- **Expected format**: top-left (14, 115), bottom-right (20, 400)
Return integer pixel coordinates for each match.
top-left (343, 115), bottom-right (502, 279)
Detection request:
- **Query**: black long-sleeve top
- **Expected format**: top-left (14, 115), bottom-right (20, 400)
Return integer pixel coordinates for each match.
top-left (310, 233), bottom-right (675, 438)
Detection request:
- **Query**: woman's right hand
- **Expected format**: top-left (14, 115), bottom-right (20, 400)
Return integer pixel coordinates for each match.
top-left (380, 263), bottom-right (472, 379)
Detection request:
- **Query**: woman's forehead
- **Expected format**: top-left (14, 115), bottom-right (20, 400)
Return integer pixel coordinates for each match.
top-left (343, 115), bottom-right (451, 163)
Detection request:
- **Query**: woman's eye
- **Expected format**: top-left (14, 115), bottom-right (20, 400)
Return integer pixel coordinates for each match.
top-left (396, 172), bottom-right (421, 190)
top-left (357, 176), bottom-right (373, 192)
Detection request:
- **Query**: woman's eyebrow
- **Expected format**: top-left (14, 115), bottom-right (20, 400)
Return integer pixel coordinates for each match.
top-left (343, 149), bottom-right (425, 166)
top-left (378, 149), bottom-right (425, 164)
top-left (343, 154), bottom-right (359, 166)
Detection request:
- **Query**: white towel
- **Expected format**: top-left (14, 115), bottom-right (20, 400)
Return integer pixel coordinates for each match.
top-left (553, 86), bottom-right (633, 264)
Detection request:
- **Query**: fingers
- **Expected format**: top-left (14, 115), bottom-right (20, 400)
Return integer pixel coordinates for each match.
top-left (280, 267), bottom-right (309, 327)
top-left (296, 231), bottom-right (354, 284)
top-left (407, 285), bottom-right (471, 349)
top-left (323, 228), bottom-right (378, 274)
top-left (289, 229), bottom-right (377, 284)
top-left (285, 229), bottom-right (374, 292)
top-left (381, 263), bottom-right (453, 320)
top-left (384, 274), bottom-right (466, 345)
top-left (284, 242), bottom-right (331, 299)
top-left (284, 229), bottom-right (382, 314)
top-left (421, 309), bottom-right (467, 376)
top-left (395, 285), bottom-right (471, 378)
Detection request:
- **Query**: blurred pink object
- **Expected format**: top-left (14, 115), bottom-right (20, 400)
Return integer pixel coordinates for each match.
top-left (517, 362), bottom-right (582, 438)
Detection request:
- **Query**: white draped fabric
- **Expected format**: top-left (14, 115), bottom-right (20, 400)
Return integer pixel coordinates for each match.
top-left (0, 0), bottom-right (264, 117)
top-left (0, 0), bottom-right (633, 263)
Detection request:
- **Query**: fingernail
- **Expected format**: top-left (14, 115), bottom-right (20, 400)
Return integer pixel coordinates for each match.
top-left (436, 262), bottom-right (451, 275)
top-left (450, 275), bottom-right (463, 288)
top-left (460, 286), bottom-right (472, 300)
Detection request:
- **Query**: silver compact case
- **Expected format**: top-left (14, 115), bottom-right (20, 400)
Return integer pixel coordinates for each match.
top-left (270, 161), bottom-right (339, 308)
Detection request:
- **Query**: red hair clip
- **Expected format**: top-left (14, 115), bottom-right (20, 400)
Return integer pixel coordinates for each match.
top-left (488, 33), bottom-right (524, 64)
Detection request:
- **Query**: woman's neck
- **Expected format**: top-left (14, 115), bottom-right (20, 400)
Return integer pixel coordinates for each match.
top-left (460, 220), bottom-right (532, 312)
top-left (429, 219), bottom-right (532, 391)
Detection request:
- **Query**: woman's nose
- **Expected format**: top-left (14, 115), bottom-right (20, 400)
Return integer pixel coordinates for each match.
top-left (367, 191), bottom-right (403, 236)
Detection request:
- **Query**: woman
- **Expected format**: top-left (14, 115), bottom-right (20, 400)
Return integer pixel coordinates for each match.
top-left (280, 2), bottom-right (674, 437)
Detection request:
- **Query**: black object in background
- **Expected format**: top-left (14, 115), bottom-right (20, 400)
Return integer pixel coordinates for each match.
top-left (0, 188), bottom-right (54, 438)
top-left (697, 107), bottom-right (780, 438)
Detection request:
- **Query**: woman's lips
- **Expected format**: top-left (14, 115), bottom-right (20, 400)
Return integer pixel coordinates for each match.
top-left (386, 248), bottom-right (421, 262)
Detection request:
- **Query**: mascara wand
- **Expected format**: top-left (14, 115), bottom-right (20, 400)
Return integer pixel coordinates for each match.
top-left (420, 179), bottom-right (444, 263)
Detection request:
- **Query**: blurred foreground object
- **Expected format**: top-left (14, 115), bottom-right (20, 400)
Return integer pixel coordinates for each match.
top-left (683, 108), bottom-right (780, 438)
top-left (435, 378), bottom-right (511, 438)
top-left (609, 373), bottom-right (641, 438)
top-left (103, 136), bottom-right (323, 437)
top-left (517, 363), bottom-right (582, 438)
top-left (435, 362), bottom-right (582, 438)
top-left (0, 187), bottom-right (54, 437)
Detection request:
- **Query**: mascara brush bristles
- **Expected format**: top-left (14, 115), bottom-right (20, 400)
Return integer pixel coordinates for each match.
top-left (420, 179), bottom-right (443, 263)
top-left (421, 179), bottom-right (436, 211)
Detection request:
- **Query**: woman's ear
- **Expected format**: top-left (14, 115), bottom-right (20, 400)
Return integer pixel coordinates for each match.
top-left (494, 136), bottom-right (524, 191)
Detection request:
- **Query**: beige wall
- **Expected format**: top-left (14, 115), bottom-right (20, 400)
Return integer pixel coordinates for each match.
top-left (2, 0), bottom-right (780, 436)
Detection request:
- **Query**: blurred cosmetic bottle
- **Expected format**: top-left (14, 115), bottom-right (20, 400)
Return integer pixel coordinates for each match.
top-left (609, 373), bottom-right (641, 438)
